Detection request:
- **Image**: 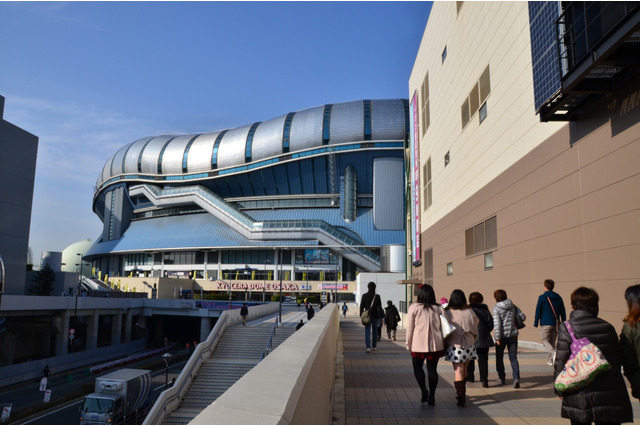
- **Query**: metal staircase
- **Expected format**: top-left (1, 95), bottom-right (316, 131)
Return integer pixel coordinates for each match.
top-left (162, 325), bottom-right (296, 425)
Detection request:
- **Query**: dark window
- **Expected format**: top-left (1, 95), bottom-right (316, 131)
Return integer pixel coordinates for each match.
top-left (363, 100), bottom-right (372, 141)
top-left (245, 122), bottom-right (261, 163)
top-left (465, 216), bottom-right (498, 257)
top-left (282, 112), bottom-right (295, 153)
top-left (322, 104), bottom-right (333, 144)
top-left (211, 130), bottom-right (228, 170)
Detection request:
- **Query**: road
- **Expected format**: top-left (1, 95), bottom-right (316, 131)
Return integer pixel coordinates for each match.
top-left (23, 362), bottom-right (186, 425)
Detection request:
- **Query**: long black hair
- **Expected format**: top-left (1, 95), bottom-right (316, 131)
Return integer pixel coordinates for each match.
top-left (417, 284), bottom-right (438, 309)
top-left (447, 289), bottom-right (469, 310)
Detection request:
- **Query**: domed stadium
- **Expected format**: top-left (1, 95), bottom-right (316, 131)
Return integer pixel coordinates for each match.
top-left (85, 99), bottom-right (409, 289)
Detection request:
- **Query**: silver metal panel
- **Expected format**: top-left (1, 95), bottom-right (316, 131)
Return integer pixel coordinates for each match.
top-left (186, 132), bottom-right (218, 173)
top-left (371, 99), bottom-right (406, 141)
top-left (99, 158), bottom-right (113, 187)
top-left (110, 145), bottom-right (128, 177)
top-left (161, 134), bottom-right (193, 175)
top-left (217, 125), bottom-right (251, 169)
top-left (252, 114), bottom-right (286, 162)
top-left (373, 157), bottom-right (404, 230)
top-left (289, 105), bottom-right (323, 152)
top-left (140, 135), bottom-right (175, 174)
top-left (330, 100), bottom-right (364, 144)
top-left (123, 137), bottom-right (154, 175)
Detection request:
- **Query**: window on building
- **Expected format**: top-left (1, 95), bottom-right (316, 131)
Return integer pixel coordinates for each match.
top-left (447, 262), bottom-right (453, 276)
top-left (423, 158), bottom-right (432, 211)
top-left (479, 102), bottom-right (488, 123)
top-left (442, 46), bottom-right (447, 63)
top-left (421, 73), bottom-right (430, 135)
top-left (461, 64), bottom-right (491, 130)
top-left (424, 248), bottom-right (433, 285)
top-left (456, 1), bottom-right (464, 15)
top-left (444, 151), bottom-right (450, 167)
top-left (484, 252), bottom-right (494, 270)
top-left (465, 215), bottom-right (497, 257)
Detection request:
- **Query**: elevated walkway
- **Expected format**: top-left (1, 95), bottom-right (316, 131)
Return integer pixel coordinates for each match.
top-left (130, 184), bottom-right (381, 271)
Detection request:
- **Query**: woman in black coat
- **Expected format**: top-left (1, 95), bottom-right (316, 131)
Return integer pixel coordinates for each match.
top-left (467, 292), bottom-right (494, 388)
top-left (553, 287), bottom-right (632, 424)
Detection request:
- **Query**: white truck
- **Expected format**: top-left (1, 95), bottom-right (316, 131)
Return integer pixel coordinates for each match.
top-left (80, 368), bottom-right (152, 425)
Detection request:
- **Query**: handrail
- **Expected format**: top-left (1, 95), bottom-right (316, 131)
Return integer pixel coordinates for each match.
top-left (143, 311), bottom-right (230, 425)
top-left (260, 317), bottom-right (279, 361)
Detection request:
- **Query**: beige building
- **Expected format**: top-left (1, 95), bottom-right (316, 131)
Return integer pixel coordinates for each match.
top-left (407, 2), bottom-right (640, 333)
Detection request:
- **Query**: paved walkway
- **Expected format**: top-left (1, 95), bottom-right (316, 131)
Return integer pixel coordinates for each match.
top-left (337, 311), bottom-right (640, 425)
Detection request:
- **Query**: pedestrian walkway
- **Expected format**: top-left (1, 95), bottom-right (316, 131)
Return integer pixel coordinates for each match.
top-left (337, 312), bottom-right (640, 425)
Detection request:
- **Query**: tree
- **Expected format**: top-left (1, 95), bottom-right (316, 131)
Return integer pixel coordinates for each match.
top-left (28, 264), bottom-right (56, 296)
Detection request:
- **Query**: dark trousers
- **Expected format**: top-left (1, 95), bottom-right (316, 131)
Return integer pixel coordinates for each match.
top-left (412, 356), bottom-right (439, 393)
top-left (467, 347), bottom-right (489, 382)
top-left (495, 336), bottom-right (520, 382)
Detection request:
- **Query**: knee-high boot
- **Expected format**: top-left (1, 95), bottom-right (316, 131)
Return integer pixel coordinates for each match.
top-left (454, 380), bottom-right (466, 407)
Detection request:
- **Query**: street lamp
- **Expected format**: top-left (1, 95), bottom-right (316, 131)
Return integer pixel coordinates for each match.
top-left (162, 353), bottom-right (173, 389)
top-left (263, 258), bottom-right (270, 303)
top-left (278, 249), bottom-right (283, 325)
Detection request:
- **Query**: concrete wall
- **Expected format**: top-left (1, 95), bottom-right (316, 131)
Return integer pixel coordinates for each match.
top-left (190, 304), bottom-right (340, 425)
top-left (0, 95), bottom-right (39, 295)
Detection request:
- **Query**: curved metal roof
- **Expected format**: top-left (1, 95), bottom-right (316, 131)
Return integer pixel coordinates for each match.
top-left (97, 99), bottom-right (408, 188)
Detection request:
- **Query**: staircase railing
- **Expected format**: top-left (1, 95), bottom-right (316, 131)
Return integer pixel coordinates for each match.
top-left (260, 317), bottom-right (279, 361)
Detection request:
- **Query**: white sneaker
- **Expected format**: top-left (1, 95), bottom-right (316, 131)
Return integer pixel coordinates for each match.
top-left (366, 347), bottom-right (371, 353)
top-left (372, 347), bottom-right (377, 351)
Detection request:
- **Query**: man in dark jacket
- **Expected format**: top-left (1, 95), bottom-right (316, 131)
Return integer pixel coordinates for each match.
top-left (468, 292), bottom-right (494, 388)
top-left (534, 279), bottom-right (566, 365)
top-left (240, 303), bottom-right (249, 326)
top-left (360, 281), bottom-right (383, 353)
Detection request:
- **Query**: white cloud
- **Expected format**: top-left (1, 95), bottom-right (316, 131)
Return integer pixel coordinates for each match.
top-left (4, 94), bottom-right (159, 262)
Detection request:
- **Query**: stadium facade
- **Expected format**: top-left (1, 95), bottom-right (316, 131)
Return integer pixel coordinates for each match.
top-left (408, 2), bottom-right (640, 327)
top-left (85, 99), bottom-right (409, 296)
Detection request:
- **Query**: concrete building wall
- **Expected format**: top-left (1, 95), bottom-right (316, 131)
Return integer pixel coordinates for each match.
top-left (0, 95), bottom-right (39, 295)
top-left (407, 2), bottom-right (640, 335)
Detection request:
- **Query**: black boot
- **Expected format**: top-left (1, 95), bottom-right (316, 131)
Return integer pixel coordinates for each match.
top-left (454, 381), bottom-right (466, 407)
top-left (428, 387), bottom-right (436, 406)
top-left (421, 387), bottom-right (428, 403)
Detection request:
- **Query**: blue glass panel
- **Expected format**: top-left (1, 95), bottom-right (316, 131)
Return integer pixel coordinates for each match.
top-left (274, 165), bottom-right (289, 195)
top-left (237, 172), bottom-right (254, 197)
top-left (299, 158), bottom-right (315, 194)
top-left (248, 171), bottom-right (266, 196)
top-left (224, 175), bottom-right (242, 197)
top-left (282, 112), bottom-right (295, 153)
top-left (363, 100), bottom-right (372, 141)
top-left (313, 156), bottom-right (328, 193)
top-left (245, 122), bottom-right (261, 163)
top-left (286, 161), bottom-right (302, 194)
top-left (322, 104), bottom-right (333, 144)
top-left (261, 168), bottom-right (277, 196)
top-left (528, 1), bottom-right (562, 111)
top-left (211, 130), bottom-right (228, 170)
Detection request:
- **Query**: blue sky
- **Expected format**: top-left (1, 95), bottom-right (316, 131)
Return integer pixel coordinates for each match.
top-left (0, 1), bottom-right (431, 264)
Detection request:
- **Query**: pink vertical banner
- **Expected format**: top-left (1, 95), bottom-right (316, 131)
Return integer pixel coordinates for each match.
top-left (410, 93), bottom-right (421, 264)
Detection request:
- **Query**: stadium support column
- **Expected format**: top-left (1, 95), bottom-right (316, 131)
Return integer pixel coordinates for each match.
top-left (111, 309), bottom-right (122, 346)
top-left (86, 311), bottom-right (98, 350)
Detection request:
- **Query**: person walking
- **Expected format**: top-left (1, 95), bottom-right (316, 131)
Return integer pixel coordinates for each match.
top-left (621, 284), bottom-right (640, 402)
top-left (534, 279), bottom-right (566, 365)
top-left (342, 302), bottom-right (349, 318)
top-left (384, 300), bottom-right (401, 341)
top-left (467, 291), bottom-right (494, 388)
top-left (405, 284), bottom-right (445, 405)
top-left (492, 289), bottom-right (525, 388)
top-left (240, 303), bottom-right (249, 326)
top-left (554, 287), bottom-right (632, 424)
top-left (360, 281), bottom-right (383, 353)
top-left (296, 319), bottom-right (305, 330)
top-left (41, 365), bottom-right (50, 378)
top-left (444, 289), bottom-right (479, 407)
top-left (307, 304), bottom-right (315, 321)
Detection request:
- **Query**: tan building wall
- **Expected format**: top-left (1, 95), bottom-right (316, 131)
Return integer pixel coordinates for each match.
top-left (408, 1), bottom-right (640, 333)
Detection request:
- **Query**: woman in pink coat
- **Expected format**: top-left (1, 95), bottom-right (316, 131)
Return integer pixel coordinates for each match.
top-left (406, 284), bottom-right (446, 405)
